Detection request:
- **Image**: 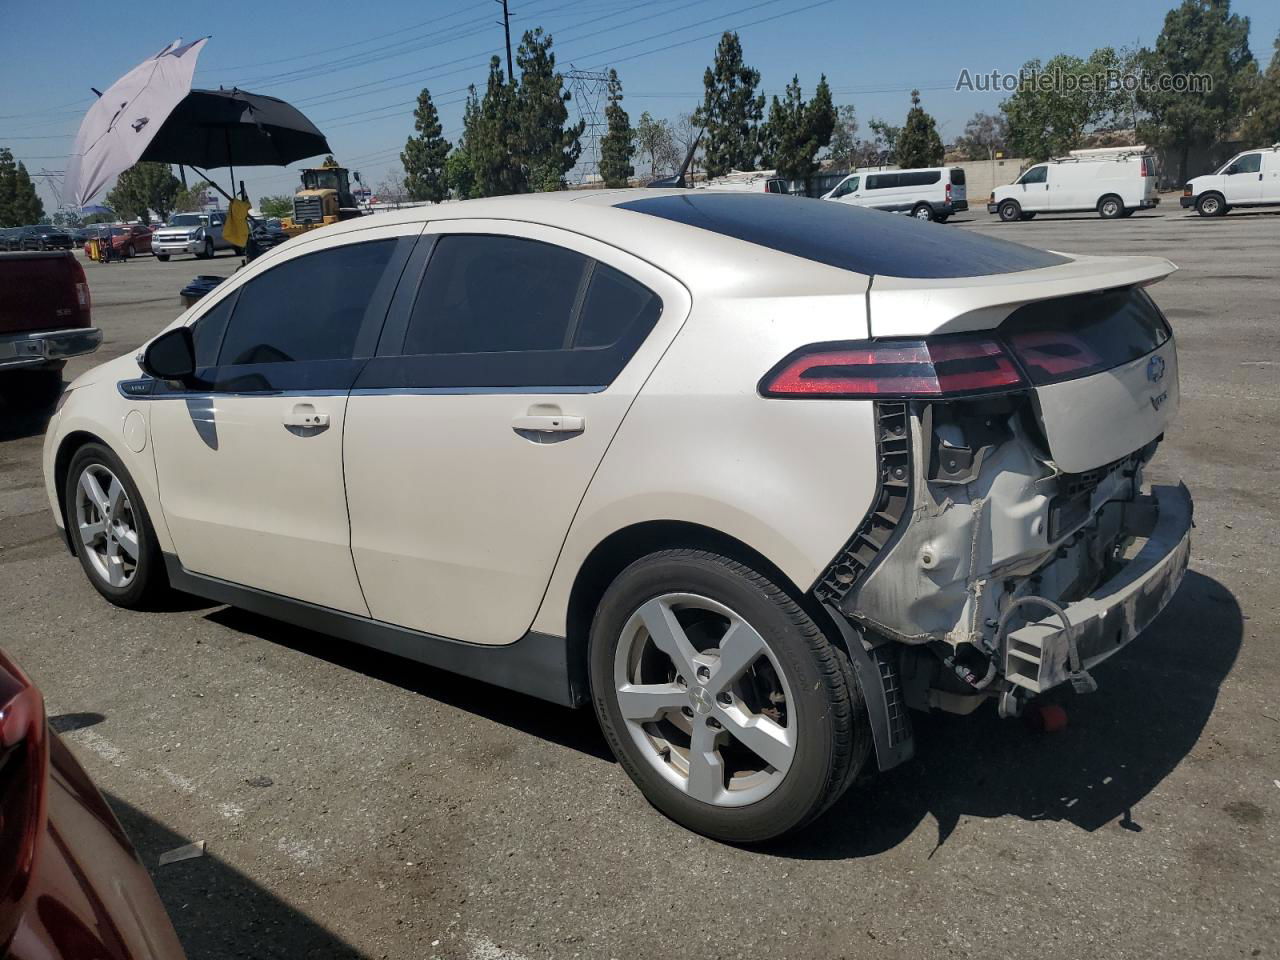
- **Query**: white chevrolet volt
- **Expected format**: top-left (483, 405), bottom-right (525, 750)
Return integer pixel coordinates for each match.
top-left (44, 191), bottom-right (1191, 842)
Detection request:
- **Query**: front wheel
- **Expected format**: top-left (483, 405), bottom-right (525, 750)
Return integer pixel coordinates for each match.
top-left (998, 200), bottom-right (1022, 222)
top-left (156, 253), bottom-right (170, 261)
top-left (589, 549), bottom-right (870, 843)
top-left (1197, 193), bottom-right (1226, 217)
top-left (64, 444), bottom-right (168, 608)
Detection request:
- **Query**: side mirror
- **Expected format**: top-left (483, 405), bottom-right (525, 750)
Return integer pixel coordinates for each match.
top-left (141, 327), bottom-right (198, 385)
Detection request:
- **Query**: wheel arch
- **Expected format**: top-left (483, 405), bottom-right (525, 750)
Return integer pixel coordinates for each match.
top-left (54, 429), bottom-right (110, 552)
top-left (560, 519), bottom-right (843, 697)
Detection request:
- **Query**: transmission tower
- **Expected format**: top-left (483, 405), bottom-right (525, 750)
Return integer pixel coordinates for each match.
top-left (566, 67), bottom-right (611, 186)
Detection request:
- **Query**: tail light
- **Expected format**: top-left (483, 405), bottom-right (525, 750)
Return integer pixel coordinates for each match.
top-left (945, 182), bottom-right (952, 202)
top-left (1182, 184), bottom-right (1193, 197)
top-left (988, 192), bottom-right (995, 203)
top-left (760, 337), bottom-right (1025, 399)
top-left (0, 651), bottom-right (48, 949)
top-left (70, 256), bottom-right (91, 327)
top-left (1141, 157), bottom-right (1152, 177)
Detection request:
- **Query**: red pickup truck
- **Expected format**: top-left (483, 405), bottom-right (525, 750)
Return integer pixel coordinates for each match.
top-left (0, 251), bottom-right (101, 400)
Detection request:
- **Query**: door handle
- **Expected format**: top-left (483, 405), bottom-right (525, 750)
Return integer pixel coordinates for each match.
top-left (512, 414), bottom-right (584, 434)
top-left (283, 403), bottom-right (329, 429)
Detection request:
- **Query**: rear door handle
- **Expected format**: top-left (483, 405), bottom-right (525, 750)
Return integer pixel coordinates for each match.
top-left (512, 414), bottom-right (584, 434)
top-left (283, 403), bottom-right (329, 429)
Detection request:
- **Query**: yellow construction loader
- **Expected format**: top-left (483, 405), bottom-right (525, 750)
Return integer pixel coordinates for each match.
top-left (280, 166), bottom-right (364, 237)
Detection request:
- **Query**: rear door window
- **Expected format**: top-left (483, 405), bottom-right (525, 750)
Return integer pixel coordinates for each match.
top-left (898, 171), bottom-right (941, 187)
top-left (384, 234), bottom-right (662, 388)
top-left (950, 169), bottom-right (966, 186)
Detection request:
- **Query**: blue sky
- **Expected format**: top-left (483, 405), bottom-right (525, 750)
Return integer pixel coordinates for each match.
top-left (3, 0), bottom-right (1277, 211)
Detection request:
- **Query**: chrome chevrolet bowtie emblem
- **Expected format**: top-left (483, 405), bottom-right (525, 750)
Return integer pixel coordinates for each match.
top-left (690, 686), bottom-right (714, 715)
top-left (1147, 355), bottom-right (1166, 384)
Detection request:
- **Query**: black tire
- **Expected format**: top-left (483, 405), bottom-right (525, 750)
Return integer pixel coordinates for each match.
top-left (1019, 212), bottom-right (1037, 221)
top-left (910, 203), bottom-right (934, 222)
top-left (125, 244), bottom-right (135, 259)
top-left (156, 253), bottom-right (170, 262)
top-left (998, 200), bottom-right (1022, 222)
top-left (198, 238), bottom-right (214, 259)
top-left (1098, 194), bottom-right (1123, 219)
top-left (64, 443), bottom-right (168, 609)
top-left (1196, 192), bottom-right (1226, 217)
top-left (589, 549), bottom-right (871, 843)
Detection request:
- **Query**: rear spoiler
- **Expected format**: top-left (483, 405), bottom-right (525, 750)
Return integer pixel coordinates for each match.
top-left (868, 254), bottom-right (1177, 338)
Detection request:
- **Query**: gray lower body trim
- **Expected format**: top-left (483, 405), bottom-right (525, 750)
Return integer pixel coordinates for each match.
top-left (0, 327), bottom-right (101, 369)
top-left (162, 555), bottom-right (587, 708)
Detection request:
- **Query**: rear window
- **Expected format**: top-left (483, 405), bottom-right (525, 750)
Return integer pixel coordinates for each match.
top-left (1000, 286), bottom-right (1172, 385)
top-left (616, 193), bottom-right (1070, 279)
top-left (950, 168), bottom-right (965, 186)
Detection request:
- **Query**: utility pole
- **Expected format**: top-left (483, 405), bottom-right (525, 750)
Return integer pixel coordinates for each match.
top-left (495, 0), bottom-right (514, 83)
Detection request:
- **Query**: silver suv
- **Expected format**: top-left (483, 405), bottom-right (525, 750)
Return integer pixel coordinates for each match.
top-left (151, 211), bottom-right (232, 261)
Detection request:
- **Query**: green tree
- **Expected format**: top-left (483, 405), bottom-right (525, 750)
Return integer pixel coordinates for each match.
top-left (1137, 0), bottom-right (1256, 184)
top-left (258, 194), bottom-right (295, 218)
top-left (402, 87), bottom-right (452, 202)
top-left (867, 118), bottom-right (900, 163)
top-left (695, 32), bottom-right (765, 177)
top-left (894, 89), bottom-right (945, 168)
top-left (827, 104), bottom-right (859, 171)
top-left (469, 58), bottom-right (526, 197)
top-left (12, 162), bottom-right (45, 223)
top-left (761, 75), bottom-right (836, 191)
top-left (0, 148), bottom-right (20, 226)
top-left (955, 111), bottom-right (1008, 160)
top-left (515, 28), bottom-right (582, 191)
top-left (171, 183), bottom-right (208, 213)
top-left (635, 111), bottom-right (677, 179)
top-left (82, 211), bottom-right (115, 225)
top-left (1002, 49), bottom-right (1131, 162)
top-left (1241, 30), bottom-right (1280, 145)
top-left (599, 70), bottom-right (634, 187)
top-left (106, 162), bottom-right (180, 223)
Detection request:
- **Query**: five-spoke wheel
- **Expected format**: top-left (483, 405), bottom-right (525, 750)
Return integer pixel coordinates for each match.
top-left (590, 549), bottom-right (871, 842)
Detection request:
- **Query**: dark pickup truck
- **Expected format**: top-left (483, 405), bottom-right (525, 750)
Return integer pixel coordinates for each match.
top-left (0, 251), bottom-right (101, 399)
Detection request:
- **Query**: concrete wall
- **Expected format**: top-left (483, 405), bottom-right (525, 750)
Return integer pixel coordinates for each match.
top-left (950, 157), bottom-right (1030, 202)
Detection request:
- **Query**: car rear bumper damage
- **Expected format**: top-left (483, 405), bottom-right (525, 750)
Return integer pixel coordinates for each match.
top-left (0, 327), bottom-right (102, 370)
top-left (1002, 482), bottom-right (1191, 694)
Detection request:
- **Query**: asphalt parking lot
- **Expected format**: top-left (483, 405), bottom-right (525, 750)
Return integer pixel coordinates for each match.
top-left (1, 205), bottom-right (1278, 960)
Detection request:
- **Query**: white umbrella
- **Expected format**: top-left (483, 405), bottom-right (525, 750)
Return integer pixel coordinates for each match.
top-left (63, 37), bottom-right (209, 208)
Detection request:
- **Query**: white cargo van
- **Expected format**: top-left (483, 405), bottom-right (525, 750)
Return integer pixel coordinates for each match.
top-left (823, 167), bottom-right (968, 221)
top-left (988, 147), bottom-right (1159, 221)
top-left (1180, 144), bottom-right (1280, 216)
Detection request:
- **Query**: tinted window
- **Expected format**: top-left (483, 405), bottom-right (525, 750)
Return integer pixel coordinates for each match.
top-left (218, 239), bottom-right (398, 366)
top-left (575, 263), bottom-right (662, 349)
top-left (898, 171), bottom-right (941, 187)
top-left (191, 294), bottom-right (235, 367)
top-left (1234, 153), bottom-right (1261, 173)
top-left (1020, 166), bottom-right (1048, 184)
top-left (832, 176), bottom-right (858, 197)
top-left (404, 235), bottom-right (590, 355)
top-left (950, 168), bottom-right (965, 186)
top-left (866, 173), bottom-right (898, 190)
top-left (617, 193), bottom-right (1070, 279)
top-left (383, 234), bottom-right (663, 389)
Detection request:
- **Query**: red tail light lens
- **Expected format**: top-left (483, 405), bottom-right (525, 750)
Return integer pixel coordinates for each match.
top-left (945, 182), bottom-right (952, 201)
top-left (0, 652), bottom-right (48, 948)
top-left (70, 257), bottom-right (92, 327)
top-left (761, 338), bottom-right (1025, 399)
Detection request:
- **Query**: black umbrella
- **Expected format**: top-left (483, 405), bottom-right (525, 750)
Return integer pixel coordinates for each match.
top-left (138, 88), bottom-right (330, 201)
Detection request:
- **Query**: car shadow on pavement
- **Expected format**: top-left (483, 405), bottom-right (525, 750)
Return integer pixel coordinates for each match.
top-left (205, 606), bottom-right (615, 762)
top-left (105, 791), bottom-right (367, 960)
top-left (773, 570), bottom-right (1242, 860)
top-left (0, 384), bottom-right (59, 442)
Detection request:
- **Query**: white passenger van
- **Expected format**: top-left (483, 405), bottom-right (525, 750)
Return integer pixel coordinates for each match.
top-left (1180, 144), bottom-right (1280, 216)
top-left (822, 167), bottom-right (968, 221)
top-left (988, 147), bottom-right (1159, 221)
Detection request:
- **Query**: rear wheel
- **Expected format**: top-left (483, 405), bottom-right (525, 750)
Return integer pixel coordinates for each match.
top-left (911, 203), bottom-right (934, 222)
top-left (1098, 195), bottom-right (1123, 219)
top-left (1197, 192), bottom-right (1226, 217)
top-left (64, 444), bottom-right (167, 609)
top-left (589, 549), bottom-right (870, 843)
top-left (998, 200), bottom-right (1022, 222)
top-left (156, 253), bottom-right (170, 262)
top-left (125, 243), bottom-right (135, 259)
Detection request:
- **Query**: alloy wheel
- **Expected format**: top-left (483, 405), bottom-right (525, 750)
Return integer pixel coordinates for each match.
top-left (613, 593), bottom-right (796, 807)
top-left (74, 464), bottom-right (139, 588)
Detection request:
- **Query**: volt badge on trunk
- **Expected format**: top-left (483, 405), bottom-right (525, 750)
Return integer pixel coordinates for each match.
top-left (1147, 355), bottom-right (1166, 383)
